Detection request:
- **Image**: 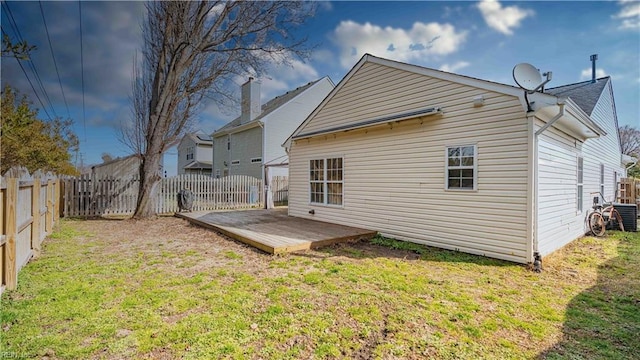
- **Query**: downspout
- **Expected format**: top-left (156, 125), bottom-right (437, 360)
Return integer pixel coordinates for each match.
top-left (532, 101), bottom-right (565, 272)
top-left (258, 121), bottom-right (267, 209)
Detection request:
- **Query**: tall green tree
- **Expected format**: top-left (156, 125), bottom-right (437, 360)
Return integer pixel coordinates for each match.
top-left (1, 86), bottom-right (79, 175)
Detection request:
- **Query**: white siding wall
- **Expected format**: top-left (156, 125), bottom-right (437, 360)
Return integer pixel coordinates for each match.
top-left (289, 64), bottom-right (531, 263)
top-left (536, 80), bottom-right (625, 256)
top-left (263, 78), bottom-right (334, 168)
top-left (195, 144), bottom-right (213, 163)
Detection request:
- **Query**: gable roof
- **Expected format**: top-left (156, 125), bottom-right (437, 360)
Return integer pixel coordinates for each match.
top-left (546, 77), bottom-right (609, 116)
top-left (286, 54), bottom-right (605, 145)
top-left (213, 77), bottom-right (331, 136)
top-left (179, 132), bottom-right (213, 149)
top-left (288, 54), bottom-right (534, 142)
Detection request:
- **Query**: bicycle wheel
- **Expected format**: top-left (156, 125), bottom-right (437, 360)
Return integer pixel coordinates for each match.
top-left (589, 212), bottom-right (606, 237)
top-left (610, 209), bottom-right (625, 232)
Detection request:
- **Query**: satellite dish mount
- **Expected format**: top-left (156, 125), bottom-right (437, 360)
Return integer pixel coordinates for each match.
top-left (512, 63), bottom-right (552, 112)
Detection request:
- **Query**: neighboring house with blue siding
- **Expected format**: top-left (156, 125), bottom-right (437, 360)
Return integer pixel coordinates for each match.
top-left (211, 77), bottom-right (334, 180)
top-left (285, 54), bottom-right (626, 265)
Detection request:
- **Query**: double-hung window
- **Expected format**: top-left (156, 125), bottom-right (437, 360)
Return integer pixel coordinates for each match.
top-left (577, 157), bottom-right (584, 211)
top-left (446, 145), bottom-right (477, 190)
top-left (309, 157), bottom-right (343, 206)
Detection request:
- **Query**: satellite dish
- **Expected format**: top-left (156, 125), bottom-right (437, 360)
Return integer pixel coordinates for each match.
top-left (512, 63), bottom-right (553, 112)
top-left (513, 63), bottom-right (543, 91)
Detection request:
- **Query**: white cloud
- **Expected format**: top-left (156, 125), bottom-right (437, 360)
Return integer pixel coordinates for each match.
top-left (613, 0), bottom-right (640, 29)
top-left (332, 20), bottom-right (467, 68)
top-left (439, 61), bottom-right (471, 73)
top-left (476, 0), bottom-right (534, 35)
top-left (580, 68), bottom-right (608, 81)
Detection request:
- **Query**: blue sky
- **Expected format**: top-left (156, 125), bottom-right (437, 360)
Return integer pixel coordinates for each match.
top-left (2, 1), bottom-right (639, 176)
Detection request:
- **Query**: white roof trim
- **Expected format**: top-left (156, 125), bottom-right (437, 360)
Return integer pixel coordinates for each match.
top-left (293, 107), bottom-right (442, 140)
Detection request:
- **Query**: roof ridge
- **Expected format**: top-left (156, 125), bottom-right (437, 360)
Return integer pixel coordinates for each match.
top-left (546, 76), bottom-right (610, 90)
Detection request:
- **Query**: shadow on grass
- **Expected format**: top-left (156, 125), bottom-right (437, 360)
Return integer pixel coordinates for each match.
top-left (309, 234), bottom-right (517, 268)
top-left (539, 232), bottom-right (640, 359)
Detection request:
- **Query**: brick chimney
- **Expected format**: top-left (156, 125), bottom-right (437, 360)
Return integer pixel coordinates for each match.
top-left (240, 77), bottom-right (261, 124)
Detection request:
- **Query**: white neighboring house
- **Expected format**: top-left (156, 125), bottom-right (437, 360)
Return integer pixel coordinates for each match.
top-left (177, 133), bottom-right (213, 176)
top-left (285, 54), bottom-right (626, 265)
top-left (211, 76), bottom-right (334, 180)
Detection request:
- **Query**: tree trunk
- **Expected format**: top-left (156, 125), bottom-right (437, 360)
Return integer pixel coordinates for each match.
top-left (133, 149), bottom-right (162, 219)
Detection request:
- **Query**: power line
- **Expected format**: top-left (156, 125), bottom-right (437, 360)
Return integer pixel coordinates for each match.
top-left (78, 0), bottom-right (87, 142)
top-left (2, 1), bottom-right (58, 120)
top-left (1, 26), bottom-right (54, 121)
top-left (39, 0), bottom-right (71, 119)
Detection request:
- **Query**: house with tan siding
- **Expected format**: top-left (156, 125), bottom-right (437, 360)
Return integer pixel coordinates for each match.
top-left (285, 54), bottom-right (626, 265)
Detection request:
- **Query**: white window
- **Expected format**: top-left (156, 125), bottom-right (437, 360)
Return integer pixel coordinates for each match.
top-left (309, 157), bottom-right (343, 206)
top-left (186, 146), bottom-right (194, 160)
top-left (600, 164), bottom-right (605, 200)
top-left (215, 169), bottom-right (221, 178)
top-left (251, 157), bottom-right (262, 163)
top-left (577, 157), bottom-right (584, 211)
top-left (231, 160), bottom-right (240, 166)
top-left (446, 145), bottom-right (477, 190)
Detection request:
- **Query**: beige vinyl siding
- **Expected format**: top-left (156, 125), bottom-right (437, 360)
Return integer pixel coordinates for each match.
top-left (289, 69), bottom-right (530, 263)
top-left (536, 80), bottom-right (625, 257)
top-left (301, 63), bottom-right (500, 136)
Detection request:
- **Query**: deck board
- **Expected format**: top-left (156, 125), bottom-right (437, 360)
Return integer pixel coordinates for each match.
top-left (176, 208), bottom-right (376, 254)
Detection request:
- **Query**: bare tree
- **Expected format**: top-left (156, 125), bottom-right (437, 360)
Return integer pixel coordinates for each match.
top-left (619, 125), bottom-right (640, 157)
top-left (121, 1), bottom-right (314, 218)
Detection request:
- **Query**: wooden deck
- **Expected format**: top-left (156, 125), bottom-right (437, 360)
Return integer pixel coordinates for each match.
top-left (176, 208), bottom-right (377, 254)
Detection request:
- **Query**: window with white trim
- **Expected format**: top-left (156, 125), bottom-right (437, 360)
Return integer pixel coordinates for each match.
top-left (251, 157), bottom-right (262, 163)
top-left (577, 157), bottom-right (584, 211)
top-left (309, 157), bottom-right (343, 206)
top-left (231, 159), bottom-right (240, 166)
top-left (186, 146), bottom-right (194, 160)
top-left (446, 145), bottom-right (476, 190)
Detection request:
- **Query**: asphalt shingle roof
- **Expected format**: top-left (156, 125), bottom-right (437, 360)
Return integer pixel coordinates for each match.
top-left (546, 77), bottom-right (609, 116)
top-left (215, 78), bottom-right (322, 134)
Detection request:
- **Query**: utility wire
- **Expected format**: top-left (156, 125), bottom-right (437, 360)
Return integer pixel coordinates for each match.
top-left (78, 0), bottom-right (87, 142)
top-left (1, 26), bottom-right (54, 121)
top-left (2, 1), bottom-right (58, 119)
top-left (39, 0), bottom-right (71, 119)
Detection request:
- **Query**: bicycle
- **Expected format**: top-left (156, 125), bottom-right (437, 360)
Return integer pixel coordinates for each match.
top-left (587, 192), bottom-right (625, 237)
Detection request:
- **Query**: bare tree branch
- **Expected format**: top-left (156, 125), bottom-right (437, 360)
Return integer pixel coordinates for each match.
top-left (619, 125), bottom-right (640, 157)
top-left (122, 0), bottom-right (315, 218)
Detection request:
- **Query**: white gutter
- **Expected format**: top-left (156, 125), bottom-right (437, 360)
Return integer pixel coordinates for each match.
top-left (532, 101), bottom-right (565, 271)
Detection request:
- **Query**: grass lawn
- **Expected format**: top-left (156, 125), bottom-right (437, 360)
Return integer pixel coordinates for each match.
top-left (1, 218), bottom-right (638, 359)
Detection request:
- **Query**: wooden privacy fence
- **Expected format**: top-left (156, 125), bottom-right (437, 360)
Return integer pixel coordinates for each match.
top-left (618, 178), bottom-right (640, 208)
top-left (1, 167), bottom-right (61, 292)
top-left (271, 176), bottom-right (289, 206)
top-left (63, 174), bottom-right (266, 217)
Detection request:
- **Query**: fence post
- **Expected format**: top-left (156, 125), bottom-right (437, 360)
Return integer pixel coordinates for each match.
top-left (54, 178), bottom-right (61, 224)
top-left (45, 180), bottom-right (53, 233)
top-left (31, 178), bottom-right (41, 254)
top-left (5, 178), bottom-right (18, 290)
